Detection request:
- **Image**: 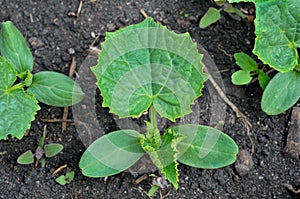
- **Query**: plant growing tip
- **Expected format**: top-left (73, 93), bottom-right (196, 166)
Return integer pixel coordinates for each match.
top-left (79, 17), bottom-right (239, 192)
top-left (0, 21), bottom-right (85, 140)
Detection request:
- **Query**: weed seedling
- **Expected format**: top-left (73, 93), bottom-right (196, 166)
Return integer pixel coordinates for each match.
top-left (56, 171), bottom-right (75, 185)
top-left (231, 52), bottom-right (270, 89)
top-left (17, 126), bottom-right (63, 167)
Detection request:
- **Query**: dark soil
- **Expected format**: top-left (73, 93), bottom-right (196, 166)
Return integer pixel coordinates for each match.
top-left (1, 0), bottom-right (299, 198)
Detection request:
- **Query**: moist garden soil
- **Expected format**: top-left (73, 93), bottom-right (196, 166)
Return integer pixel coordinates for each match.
top-left (0, 0), bottom-right (299, 198)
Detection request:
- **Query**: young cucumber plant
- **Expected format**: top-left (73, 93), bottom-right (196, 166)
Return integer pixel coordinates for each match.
top-left (79, 17), bottom-right (238, 190)
top-left (200, 0), bottom-right (246, 29)
top-left (0, 21), bottom-right (84, 140)
top-left (229, 0), bottom-right (300, 115)
top-left (231, 52), bottom-right (270, 89)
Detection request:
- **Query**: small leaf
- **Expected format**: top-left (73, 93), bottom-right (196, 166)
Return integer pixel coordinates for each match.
top-left (234, 52), bottom-right (258, 71)
top-left (257, 71), bottom-right (270, 90)
top-left (215, 0), bottom-right (226, 6)
top-left (65, 171), bottom-right (75, 181)
top-left (231, 70), bottom-right (252, 85)
top-left (79, 130), bottom-right (144, 177)
top-left (148, 185), bottom-right (159, 197)
top-left (44, 143), bottom-right (63, 157)
top-left (262, 71), bottom-right (300, 115)
top-left (0, 21), bottom-right (33, 73)
top-left (40, 158), bottom-right (46, 168)
top-left (56, 171), bottom-right (75, 185)
top-left (27, 71), bottom-right (84, 107)
top-left (199, 7), bottom-right (221, 29)
top-left (17, 150), bottom-right (34, 165)
top-left (56, 175), bottom-right (67, 185)
top-left (174, 124), bottom-right (239, 169)
top-left (0, 57), bottom-right (40, 140)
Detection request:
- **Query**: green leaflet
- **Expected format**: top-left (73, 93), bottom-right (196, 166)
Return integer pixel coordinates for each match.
top-left (231, 70), bottom-right (252, 85)
top-left (257, 71), bottom-right (270, 90)
top-left (92, 17), bottom-right (208, 121)
top-left (56, 171), bottom-right (75, 185)
top-left (44, 143), bottom-right (63, 158)
top-left (27, 71), bottom-right (84, 107)
top-left (173, 124), bottom-right (239, 169)
top-left (0, 57), bottom-right (40, 139)
top-left (0, 21), bottom-right (33, 73)
top-left (199, 7), bottom-right (221, 29)
top-left (234, 52), bottom-right (258, 71)
top-left (79, 130), bottom-right (144, 177)
top-left (229, 0), bottom-right (300, 72)
top-left (17, 150), bottom-right (34, 165)
top-left (261, 71), bottom-right (300, 115)
top-left (141, 128), bottom-right (184, 189)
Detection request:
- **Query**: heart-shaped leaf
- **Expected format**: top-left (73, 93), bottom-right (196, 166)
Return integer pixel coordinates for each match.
top-left (173, 124), bottom-right (238, 169)
top-left (0, 21), bottom-right (33, 73)
top-left (79, 130), bottom-right (144, 177)
top-left (0, 57), bottom-right (40, 140)
top-left (261, 71), bottom-right (300, 115)
top-left (92, 17), bottom-right (208, 121)
top-left (27, 71), bottom-right (84, 107)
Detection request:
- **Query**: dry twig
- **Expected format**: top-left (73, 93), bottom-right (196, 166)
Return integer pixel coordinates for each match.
top-left (53, 164), bottom-right (68, 175)
top-left (140, 9), bottom-right (149, 18)
top-left (61, 57), bottom-right (76, 132)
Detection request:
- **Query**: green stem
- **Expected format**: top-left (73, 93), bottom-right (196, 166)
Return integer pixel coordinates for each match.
top-left (8, 82), bottom-right (25, 91)
top-left (150, 105), bottom-right (157, 130)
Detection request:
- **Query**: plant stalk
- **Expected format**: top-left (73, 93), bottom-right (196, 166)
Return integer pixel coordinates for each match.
top-left (150, 105), bottom-right (157, 130)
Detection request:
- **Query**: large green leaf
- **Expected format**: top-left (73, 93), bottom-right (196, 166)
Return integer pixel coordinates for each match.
top-left (27, 71), bottom-right (84, 107)
top-left (173, 124), bottom-right (238, 169)
top-left (0, 21), bottom-right (33, 73)
top-left (230, 0), bottom-right (300, 72)
top-left (261, 71), bottom-right (300, 115)
top-left (79, 130), bottom-right (144, 177)
top-left (0, 57), bottom-right (40, 139)
top-left (92, 17), bottom-right (208, 121)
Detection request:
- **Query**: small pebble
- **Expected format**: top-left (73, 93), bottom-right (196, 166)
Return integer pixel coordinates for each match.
top-left (235, 149), bottom-right (254, 176)
top-left (107, 23), bottom-right (116, 31)
top-left (68, 48), bottom-right (75, 55)
top-left (28, 37), bottom-right (44, 48)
